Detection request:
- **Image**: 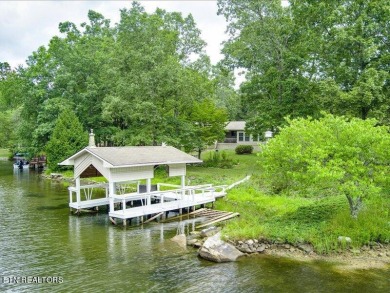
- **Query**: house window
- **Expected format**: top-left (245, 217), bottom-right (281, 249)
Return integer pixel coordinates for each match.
top-left (238, 132), bottom-right (244, 142)
top-left (238, 132), bottom-right (250, 142)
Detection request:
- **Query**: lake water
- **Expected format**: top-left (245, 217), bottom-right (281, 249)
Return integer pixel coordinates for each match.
top-left (0, 161), bottom-right (388, 292)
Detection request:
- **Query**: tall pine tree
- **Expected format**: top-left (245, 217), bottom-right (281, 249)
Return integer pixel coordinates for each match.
top-left (46, 109), bottom-right (88, 170)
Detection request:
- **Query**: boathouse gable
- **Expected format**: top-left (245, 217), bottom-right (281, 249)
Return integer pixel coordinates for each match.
top-left (73, 152), bottom-right (110, 179)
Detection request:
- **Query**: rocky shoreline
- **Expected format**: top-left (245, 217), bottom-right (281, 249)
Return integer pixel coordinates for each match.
top-left (175, 226), bottom-right (390, 270)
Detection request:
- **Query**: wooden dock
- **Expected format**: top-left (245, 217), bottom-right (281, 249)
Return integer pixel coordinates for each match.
top-left (68, 182), bottom-right (227, 225)
top-left (162, 208), bottom-right (239, 228)
top-left (108, 187), bottom-right (226, 225)
top-left (193, 208), bottom-right (240, 228)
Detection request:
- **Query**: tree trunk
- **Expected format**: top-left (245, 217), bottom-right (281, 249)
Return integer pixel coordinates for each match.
top-left (346, 195), bottom-right (362, 219)
top-left (197, 148), bottom-right (202, 160)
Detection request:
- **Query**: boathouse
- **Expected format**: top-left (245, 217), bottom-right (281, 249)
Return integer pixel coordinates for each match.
top-left (60, 134), bottom-right (226, 225)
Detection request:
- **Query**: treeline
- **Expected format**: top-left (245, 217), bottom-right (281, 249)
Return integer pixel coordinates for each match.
top-left (1, 0), bottom-right (389, 158)
top-left (0, 2), bottom-right (239, 156)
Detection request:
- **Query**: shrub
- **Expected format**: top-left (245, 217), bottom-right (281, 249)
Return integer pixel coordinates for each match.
top-left (203, 151), bottom-right (235, 168)
top-left (235, 145), bottom-right (253, 154)
top-left (258, 114), bottom-right (390, 218)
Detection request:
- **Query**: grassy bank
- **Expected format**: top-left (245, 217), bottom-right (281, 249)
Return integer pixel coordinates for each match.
top-left (216, 184), bottom-right (389, 253)
top-left (200, 152), bottom-right (390, 254)
top-left (153, 150), bottom-right (389, 253)
top-left (0, 148), bottom-right (10, 158)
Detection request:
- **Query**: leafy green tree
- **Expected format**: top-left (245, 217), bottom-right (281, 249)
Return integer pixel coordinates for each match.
top-left (218, 0), bottom-right (390, 131)
top-left (291, 0), bottom-right (390, 121)
top-left (6, 2), bottom-right (228, 155)
top-left (188, 98), bottom-right (228, 158)
top-left (211, 64), bottom-right (242, 120)
top-left (104, 3), bottom-right (212, 147)
top-left (258, 114), bottom-right (390, 218)
top-left (218, 0), bottom-right (321, 134)
top-left (46, 109), bottom-right (88, 171)
top-left (0, 63), bottom-right (26, 149)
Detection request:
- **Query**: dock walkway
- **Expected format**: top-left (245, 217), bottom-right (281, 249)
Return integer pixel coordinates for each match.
top-left (68, 182), bottom-right (226, 224)
top-left (109, 185), bottom-right (226, 222)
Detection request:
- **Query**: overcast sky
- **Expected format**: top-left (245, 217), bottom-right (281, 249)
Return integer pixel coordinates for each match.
top-left (0, 1), bottom-right (228, 69)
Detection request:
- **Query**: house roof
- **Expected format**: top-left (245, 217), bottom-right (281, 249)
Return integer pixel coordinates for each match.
top-left (59, 146), bottom-right (202, 168)
top-left (225, 121), bottom-right (246, 131)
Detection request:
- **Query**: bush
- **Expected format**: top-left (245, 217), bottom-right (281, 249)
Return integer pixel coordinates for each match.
top-left (203, 151), bottom-right (236, 168)
top-left (235, 145), bottom-right (253, 154)
top-left (258, 113), bottom-right (390, 217)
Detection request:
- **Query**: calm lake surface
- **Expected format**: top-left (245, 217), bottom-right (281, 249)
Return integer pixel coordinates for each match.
top-left (0, 161), bottom-right (389, 292)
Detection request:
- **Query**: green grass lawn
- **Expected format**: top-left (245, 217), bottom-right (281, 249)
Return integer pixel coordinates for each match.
top-left (187, 150), bottom-right (260, 185)
top-left (0, 148), bottom-right (10, 158)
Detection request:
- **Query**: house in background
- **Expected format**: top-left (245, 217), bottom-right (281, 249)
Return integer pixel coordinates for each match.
top-left (215, 121), bottom-right (272, 151)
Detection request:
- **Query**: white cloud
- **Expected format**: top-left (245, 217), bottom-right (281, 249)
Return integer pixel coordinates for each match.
top-left (0, 1), bottom-right (227, 68)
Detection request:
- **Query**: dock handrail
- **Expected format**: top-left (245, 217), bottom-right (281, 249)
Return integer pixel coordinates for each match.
top-left (68, 183), bottom-right (109, 204)
top-left (109, 185), bottom-right (217, 213)
top-left (68, 183), bottom-right (109, 191)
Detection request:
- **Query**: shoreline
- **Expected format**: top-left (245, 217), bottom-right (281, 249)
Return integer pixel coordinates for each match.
top-left (230, 238), bottom-right (390, 270)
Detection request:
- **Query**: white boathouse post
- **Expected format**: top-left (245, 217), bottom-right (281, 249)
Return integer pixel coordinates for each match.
top-left (146, 178), bottom-right (152, 206)
top-left (179, 175), bottom-right (186, 215)
top-left (76, 177), bottom-right (81, 208)
top-left (108, 181), bottom-right (115, 213)
top-left (181, 175), bottom-right (186, 189)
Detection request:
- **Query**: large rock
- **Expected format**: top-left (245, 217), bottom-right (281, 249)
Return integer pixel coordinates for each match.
top-left (298, 243), bottom-right (314, 254)
top-left (200, 226), bottom-right (220, 238)
top-left (338, 236), bottom-right (352, 243)
top-left (198, 232), bottom-right (244, 263)
top-left (171, 234), bottom-right (187, 249)
top-left (256, 244), bottom-right (266, 253)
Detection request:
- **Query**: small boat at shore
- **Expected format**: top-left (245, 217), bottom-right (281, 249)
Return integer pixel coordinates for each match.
top-left (14, 162), bottom-right (29, 170)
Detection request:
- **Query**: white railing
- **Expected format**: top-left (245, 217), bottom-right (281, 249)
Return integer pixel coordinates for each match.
top-left (108, 185), bottom-right (217, 214)
top-left (68, 183), bottom-right (109, 204)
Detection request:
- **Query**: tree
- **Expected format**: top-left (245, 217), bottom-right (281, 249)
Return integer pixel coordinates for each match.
top-left (46, 109), bottom-right (88, 171)
top-left (211, 64), bottom-right (242, 120)
top-left (258, 114), bottom-right (390, 218)
top-left (104, 3), bottom-right (213, 147)
top-left (218, 0), bottom-right (321, 134)
top-left (6, 2), bottom-right (228, 155)
top-left (291, 0), bottom-right (390, 121)
top-left (188, 98), bottom-right (228, 158)
top-left (0, 63), bottom-right (26, 149)
top-left (218, 0), bottom-right (390, 131)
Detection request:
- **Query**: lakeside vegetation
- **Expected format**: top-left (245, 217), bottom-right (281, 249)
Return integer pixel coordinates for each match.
top-left (202, 150), bottom-right (389, 254)
top-left (0, 148), bottom-right (10, 158)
